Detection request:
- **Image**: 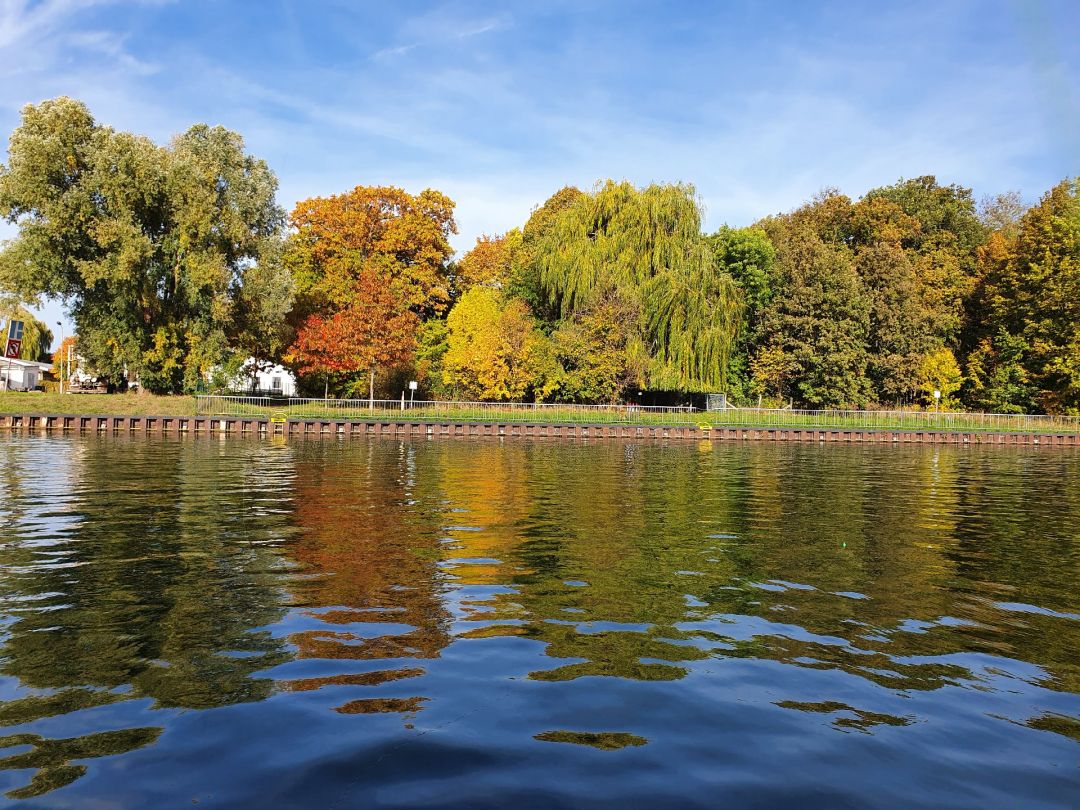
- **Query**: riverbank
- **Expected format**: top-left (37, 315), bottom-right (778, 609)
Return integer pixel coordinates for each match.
top-left (2, 412), bottom-right (1079, 446)
top-left (3, 391), bottom-right (1079, 436)
top-left (0, 392), bottom-right (195, 416)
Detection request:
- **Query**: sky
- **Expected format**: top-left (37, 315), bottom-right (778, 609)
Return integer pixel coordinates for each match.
top-left (0, 0), bottom-right (1078, 346)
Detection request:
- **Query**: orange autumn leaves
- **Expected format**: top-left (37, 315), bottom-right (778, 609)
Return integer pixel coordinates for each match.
top-left (284, 186), bottom-right (456, 378)
top-left (288, 270), bottom-right (419, 376)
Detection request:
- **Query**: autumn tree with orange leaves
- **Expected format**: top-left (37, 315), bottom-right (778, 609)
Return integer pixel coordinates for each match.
top-left (288, 271), bottom-right (418, 402)
top-left (455, 230), bottom-right (521, 291)
top-left (287, 185), bottom-right (456, 320)
top-left (284, 185), bottom-right (456, 396)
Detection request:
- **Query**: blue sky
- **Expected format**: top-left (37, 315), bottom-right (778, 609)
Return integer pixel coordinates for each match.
top-left (1, 0), bottom-right (1078, 345)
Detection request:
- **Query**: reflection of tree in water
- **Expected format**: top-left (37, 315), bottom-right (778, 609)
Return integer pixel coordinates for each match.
top-left (433, 442), bottom-right (1080, 734)
top-left (0, 438), bottom-right (297, 798)
top-left (773, 701), bottom-right (912, 733)
top-left (944, 451), bottom-right (1080, 695)
top-left (282, 441), bottom-right (453, 710)
top-left (0, 728), bottom-right (161, 799)
top-left (1, 436), bottom-right (1078, 799)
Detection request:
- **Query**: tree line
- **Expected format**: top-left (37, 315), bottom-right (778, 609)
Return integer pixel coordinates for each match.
top-left (1, 98), bottom-right (1077, 413)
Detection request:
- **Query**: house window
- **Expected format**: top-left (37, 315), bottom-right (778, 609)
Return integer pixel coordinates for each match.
top-left (271, 376), bottom-right (283, 393)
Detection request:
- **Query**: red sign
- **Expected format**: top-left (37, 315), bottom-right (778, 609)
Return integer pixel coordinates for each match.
top-left (5, 339), bottom-right (21, 359)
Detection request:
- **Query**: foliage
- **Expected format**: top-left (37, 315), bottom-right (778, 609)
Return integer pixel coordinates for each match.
top-left (286, 184), bottom-right (456, 322)
top-left (53, 335), bottom-right (77, 376)
top-left (965, 330), bottom-right (1033, 413)
top-left (757, 205), bottom-right (872, 407)
top-left (645, 249), bottom-right (742, 392)
top-left (506, 186), bottom-right (584, 316)
top-left (282, 183), bottom-right (456, 395)
top-left (535, 180), bottom-right (702, 315)
top-left (858, 242), bottom-right (933, 401)
top-left (917, 348), bottom-right (963, 408)
top-left (864, 176), bottom-right (982, 348)
top-left (456, 230), bottom-right (521, 291)
top-left (230, 238), bottom-right (294, 364)
top-left (527, 181), bottom-right (741, 392)
top-left (442, 287), bottom-right (559, 401)
top-left (2, 99), bottom-right (1078, 414)
top-left (979, 191), bottom-right (1026, 238)
top-left (967, 180), bottom-right (1080, 413)
top-left (0, 98), bottom-right (286, 393)
top-left (708, 226), bottom-right (775, 399)
top-left (551, 291), bottom-right (645, 403)
top-left (413, 319), bottom-right (452, 399)
top-left (744, 179), bottom-right (986, 408)
top-left (287, 270), bottom-right (418, 397)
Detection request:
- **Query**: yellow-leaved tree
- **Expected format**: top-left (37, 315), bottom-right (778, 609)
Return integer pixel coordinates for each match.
top-left (442, 287), bottom-right (559, 401)
top-left (918, 348), bottom-right (963, 409)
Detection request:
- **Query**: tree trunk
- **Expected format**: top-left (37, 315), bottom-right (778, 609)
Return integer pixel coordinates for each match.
top-left (369, 367), bottom-right (375, 409)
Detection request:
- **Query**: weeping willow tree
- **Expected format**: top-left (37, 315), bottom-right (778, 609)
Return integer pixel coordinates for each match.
top-left (646, 248), bottom-right (742, 391)
top-left (0, 303), bottom-right (53, 362)
top-left (532, 180), bottom-right (741, 392)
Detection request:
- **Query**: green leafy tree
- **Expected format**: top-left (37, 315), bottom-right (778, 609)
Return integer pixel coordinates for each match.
top-left (0, 98), bottom-right (287, 393)
top-left (506, 186), bottom-right (584, 318)
top-left (858, 243), bottom-right (932, 401)
top-left (865, 176), bottom-right (983, 352)
top-left (966, 330), bottom-right (1033, 413)
top-left (551, 291), bottom-right (646, 403)
top-left (708, 226), bottom-right (776, 401)
top-left (645, 249), bottom-right (742, 392)
top-left (756, 198), bottom-right (873, 407)
top-left (968, 179), bottom-right (1080, 413)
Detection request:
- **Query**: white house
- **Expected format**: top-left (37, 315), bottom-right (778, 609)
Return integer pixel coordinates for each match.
top-left (229, 359), bottom-right (297, 396)
top-left (0, 358), bottom-right (52, 391)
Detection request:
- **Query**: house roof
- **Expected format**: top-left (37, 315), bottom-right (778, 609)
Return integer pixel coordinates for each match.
top-left (2, 358), bottom-right (52, 370)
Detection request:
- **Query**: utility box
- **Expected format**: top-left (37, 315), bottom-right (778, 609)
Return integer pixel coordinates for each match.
top-left (706, 393), bottom-right (729, 412)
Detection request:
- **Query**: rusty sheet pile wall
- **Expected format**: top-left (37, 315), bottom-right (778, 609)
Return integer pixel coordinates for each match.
top-left (1, 413), bottom-right (1079, 446)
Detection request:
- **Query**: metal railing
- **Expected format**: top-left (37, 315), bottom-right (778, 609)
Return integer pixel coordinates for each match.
top-left (194, 396), bottom-right (1080, 433)
top-left (195, 396), bottom-right (698, 425)
top-left (704, 407), bottom-right (1080, 434)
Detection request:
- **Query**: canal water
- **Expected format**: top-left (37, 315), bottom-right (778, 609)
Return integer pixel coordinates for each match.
top-left (0, 435), bottom-right (1078, 808)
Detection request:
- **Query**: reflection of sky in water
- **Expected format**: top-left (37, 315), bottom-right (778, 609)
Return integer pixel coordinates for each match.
top-left (0, 435), bottom-right (1078, 806)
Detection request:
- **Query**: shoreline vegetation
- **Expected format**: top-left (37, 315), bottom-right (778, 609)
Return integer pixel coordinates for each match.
top-left (0, 392), bottom-right (197, 416)
top-left (1, 393), bottom-right (1078, 435)
top-left (2, 98), bottom-right (1079, 416)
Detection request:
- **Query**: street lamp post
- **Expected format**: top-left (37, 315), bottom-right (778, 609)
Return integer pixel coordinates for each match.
top-left (56, 322), bottom-right (65, 395)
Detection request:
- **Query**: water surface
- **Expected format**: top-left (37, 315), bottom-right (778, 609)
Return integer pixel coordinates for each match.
top-left (0, 435), bottom-right (1078, 807)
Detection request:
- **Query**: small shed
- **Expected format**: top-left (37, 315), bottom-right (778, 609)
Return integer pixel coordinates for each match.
top-left (0, 359), bottom-right (52, 391)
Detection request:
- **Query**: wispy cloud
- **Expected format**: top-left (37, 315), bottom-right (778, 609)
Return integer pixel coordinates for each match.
top-left (371, 9), bottom-right (510, 61)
